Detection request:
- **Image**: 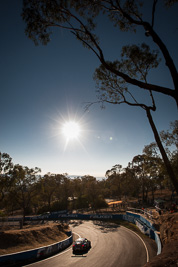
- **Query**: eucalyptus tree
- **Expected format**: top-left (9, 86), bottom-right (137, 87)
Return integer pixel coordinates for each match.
top-left (130, 153), bottom-right (166, 202)
top-left (131, 155), bottom-right (152, 203)
top-left (105, 165), bottom-right (124, 199)
top-left (144, 120), bottom-right (178, 190)
top-left (0, 152), bottom-right (14, 203)
top-left (53, 174), bottom-right (65, 202)
top-left (80, 175), bottom-right (106, 210)
top-left (11, 164), bottom-right (41, 219)
top-left (93, 43), bottom-right (177, 194)
top-left (141, 155), bottom-right (164, 201)
top-left (62, 176), bottom-right (72, 208)
top-left (160, 120), bottom-right (178, 153)
top-left (22, 0), bottom-right (178, 193)
top-left (0, 152), bottom-right (13, 175)
top-left (121, 166), bottom-right (140, 199)
top-left (37, 173), bottom-right (57, 211)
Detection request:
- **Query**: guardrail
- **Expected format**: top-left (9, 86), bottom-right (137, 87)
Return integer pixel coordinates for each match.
top-left (126, 207), bottom-right (154, 221)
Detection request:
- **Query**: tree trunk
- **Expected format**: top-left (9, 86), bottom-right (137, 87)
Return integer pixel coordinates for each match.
top-left (142, 177), bottom-right (145, 204)
top-left (176, 94), bottom-right (178, 108)
top-left (146, 108), bottom-right (178, 195)
top-left (151, 186), bottom-right (155, 203)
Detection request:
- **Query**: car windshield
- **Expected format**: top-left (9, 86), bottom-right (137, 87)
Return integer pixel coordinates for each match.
top-left (77, 238), bottom-right (84, 241)
top-left (75, 238), bottom-right (85, 243)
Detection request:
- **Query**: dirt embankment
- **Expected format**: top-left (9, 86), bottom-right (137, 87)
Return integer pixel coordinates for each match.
top-left (144, 213), bottom-right (178, 267)
top-left (0, 222), bottom-right (69, 255)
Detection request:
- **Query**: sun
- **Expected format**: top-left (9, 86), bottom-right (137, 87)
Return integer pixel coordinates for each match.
top-left (62, 121), bottom-right (81, 140)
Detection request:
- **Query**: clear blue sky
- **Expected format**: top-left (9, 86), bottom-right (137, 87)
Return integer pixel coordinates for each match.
top-left (0, 1), bottom-right (177, 178)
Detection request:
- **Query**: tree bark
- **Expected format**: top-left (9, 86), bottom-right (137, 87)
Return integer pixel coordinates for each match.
top-left (146, 108), bottom-right (178, 194)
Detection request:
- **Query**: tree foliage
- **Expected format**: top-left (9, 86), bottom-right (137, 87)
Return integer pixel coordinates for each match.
top-left (144, 120), bottom-right (178, 187)
top-left (0, 153), bottom-right (14, 202)
top-left (22, 0), bottom-right (178, 193)
top-left (0, 132), bottom-right (177, 215)
top-left (11, 165), bottom-right (41, 218)
top-left (22, 0), bottom-right (178, 103)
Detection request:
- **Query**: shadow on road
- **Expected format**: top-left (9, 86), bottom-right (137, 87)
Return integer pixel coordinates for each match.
top-left (72, 247), bottom-right (91, 257)
top-left (71, 254), bottom-right (87, 257)
top-left (92, 221), bottom-right (120, 233)
top-left (69, 220), bottom-right (83, 227)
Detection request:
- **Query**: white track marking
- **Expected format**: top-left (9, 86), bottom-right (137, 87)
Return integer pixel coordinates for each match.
top-left (24, 232), bottom-right (81, 266)
top-left (121, 226), bottom-right (149, 262)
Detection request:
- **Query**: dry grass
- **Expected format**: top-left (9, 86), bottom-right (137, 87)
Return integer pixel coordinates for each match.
top-left (0, 222), bottom-right (69, 255)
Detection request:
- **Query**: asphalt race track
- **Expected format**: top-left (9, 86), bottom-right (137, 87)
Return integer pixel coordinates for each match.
top-left (24, 221), bottom-right (157, 267)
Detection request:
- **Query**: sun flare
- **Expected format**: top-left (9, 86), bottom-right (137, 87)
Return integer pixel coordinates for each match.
top-left (62, 121), bottom-right (81, 140)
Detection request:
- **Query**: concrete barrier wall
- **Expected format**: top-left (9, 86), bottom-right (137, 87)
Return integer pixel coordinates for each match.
top-left (0, 233), bottom-right (73, 266)
top-left (125, 211), bottom-right (161, 255)
top-left (126, 211), bottom-right (156, 230)
top-left (24, 213), bottom-right (123, 221)
top-left (154, 231), bottom-right (162, 255)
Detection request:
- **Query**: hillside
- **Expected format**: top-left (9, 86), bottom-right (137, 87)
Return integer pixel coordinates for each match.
top-left (0, 222), bottom-right (69, 255)
top-left (144, 213), bottom-right (178, 267)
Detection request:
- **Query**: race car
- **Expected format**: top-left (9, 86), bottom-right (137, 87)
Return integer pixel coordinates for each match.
top-left (72, 237), bottom-right (91, 254)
